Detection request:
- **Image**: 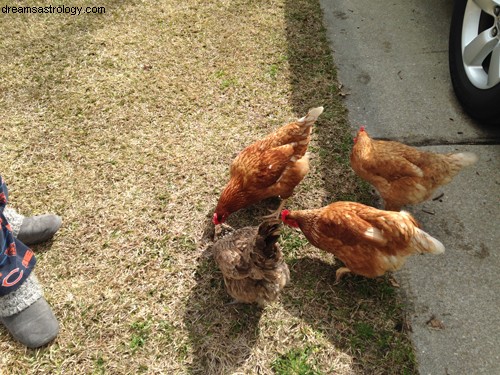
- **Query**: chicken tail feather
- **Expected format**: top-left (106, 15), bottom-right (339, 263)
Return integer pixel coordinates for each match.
top-left (256, 219), bottom-right (282, 258)
top-left (412, 227), bottom-right (445, 254)
top-left (449, 152), bottom-right (478, 168)
top-left (298, 106), bottom-right (324, 126)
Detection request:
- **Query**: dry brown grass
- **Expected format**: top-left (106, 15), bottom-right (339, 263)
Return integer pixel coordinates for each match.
top-left (0, 0), bottom-right (415, 374)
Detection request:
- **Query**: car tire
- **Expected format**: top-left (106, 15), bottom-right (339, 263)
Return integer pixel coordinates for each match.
top-left (449, 0), bottom-right (500, 126)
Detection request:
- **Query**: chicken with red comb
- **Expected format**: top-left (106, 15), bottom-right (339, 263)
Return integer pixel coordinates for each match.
top-left (281, 202), bottom-right (445, 282)
top-left (213, 107), bottom-right (324, 225)
top-left (350, 127), bottom-right (478, 210)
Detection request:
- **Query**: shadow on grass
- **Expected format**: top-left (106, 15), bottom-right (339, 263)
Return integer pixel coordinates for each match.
top-left (187, 202), bottom-right (286, 374)
top-left (282, 256), bottom-right (416, 374)
top-left (185, 0), bottom-right (410, 372)
top-left (282, 3), bottom-right (416, 370)
top-left (199, 199), bottom-right (282, 246)
top-left (183, 242), bottom-right (263, 375)
top-left (284, 0), bottom-right (373, 205)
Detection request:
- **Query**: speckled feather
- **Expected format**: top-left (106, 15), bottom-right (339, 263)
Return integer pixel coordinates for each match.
top-left (212, 220), bottom-right (290, 306)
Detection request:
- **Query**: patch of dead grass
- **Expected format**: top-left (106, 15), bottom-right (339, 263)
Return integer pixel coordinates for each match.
top-left (0, 0), bottom-right (415, 374)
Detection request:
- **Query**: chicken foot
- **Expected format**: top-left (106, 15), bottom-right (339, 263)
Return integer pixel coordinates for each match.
top-left (334, 267), bottom-right (351, 284)
top-left (261, 198), bottom-right (287, 220)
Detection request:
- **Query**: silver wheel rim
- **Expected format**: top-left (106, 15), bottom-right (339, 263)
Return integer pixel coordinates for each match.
top-left (462, 0), bottom-right (500, 89)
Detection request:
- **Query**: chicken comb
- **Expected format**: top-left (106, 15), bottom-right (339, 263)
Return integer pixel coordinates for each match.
top-left (280, 209), bottom-right (290, 222)
top-left (359, 126), bottom-right (365, 132)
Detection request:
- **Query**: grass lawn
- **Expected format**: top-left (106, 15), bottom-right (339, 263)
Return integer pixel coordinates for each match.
top-left (0, 0), bottom-right (416, 373)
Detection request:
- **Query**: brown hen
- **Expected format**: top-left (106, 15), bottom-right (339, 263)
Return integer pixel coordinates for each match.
top-left (350, 127), bottom-right (478, 211)
top-left (212, 107), bottom-right (324, 225)
top-left (281, 202), bottom-right (444, 282)
top-left (212, 219), bottom-right (290, 306)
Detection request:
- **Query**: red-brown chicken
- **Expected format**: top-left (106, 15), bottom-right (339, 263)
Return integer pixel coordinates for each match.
top-left (281, 202), bottom-right (445, 281)
top-left (350, 127), bottom-right (478, 211)
top-left (213, 107), bottom-right (324, 225)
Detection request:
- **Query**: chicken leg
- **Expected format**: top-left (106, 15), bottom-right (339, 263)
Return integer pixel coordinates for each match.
top-left (334, 267), bottom-right (351, 284)
top-left (261, 199), bottom-right (287, 220)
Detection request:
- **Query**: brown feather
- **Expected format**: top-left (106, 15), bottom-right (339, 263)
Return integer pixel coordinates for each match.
top-left (350, 129), bottom-right (478, 210)
top-left (285, 202), bottom-right (444, 278)
top-left (212, 219), bottom-right (290, 306)
top-left (214, 107), bottom-right (323, 220)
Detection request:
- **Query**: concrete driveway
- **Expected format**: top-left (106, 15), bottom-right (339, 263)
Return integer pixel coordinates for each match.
top-left (320, 0), bottom-right (500, 373)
